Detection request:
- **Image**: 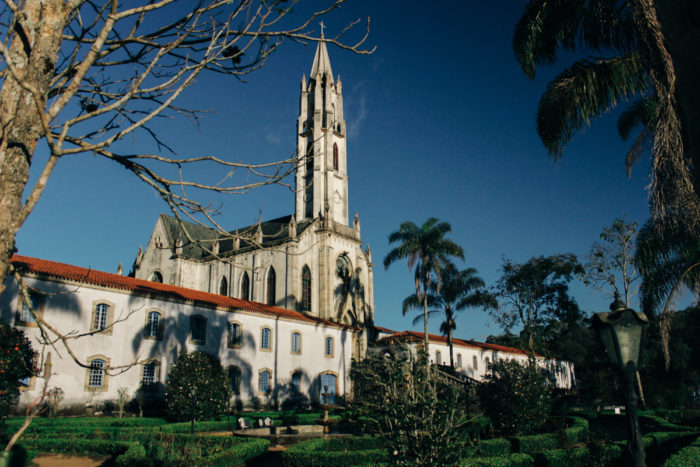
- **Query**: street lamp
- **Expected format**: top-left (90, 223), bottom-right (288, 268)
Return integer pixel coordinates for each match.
top-left (592, 295), bottom-right (649, 467)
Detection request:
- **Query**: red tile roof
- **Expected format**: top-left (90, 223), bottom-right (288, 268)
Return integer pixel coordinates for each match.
top-left (374, 325), bottom-right (398, 334)
top-left (378, 330), bottom-right (535, 357)
top-left (11, 255), bottom-right (350, 330)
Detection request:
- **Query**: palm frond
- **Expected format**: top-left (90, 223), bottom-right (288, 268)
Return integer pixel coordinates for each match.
top-left (514, 0), bottom-right (636, 79)
top-left (617, 95), bottom-right (658, 140)
top-left (537, 53), bottom-right (650, 158)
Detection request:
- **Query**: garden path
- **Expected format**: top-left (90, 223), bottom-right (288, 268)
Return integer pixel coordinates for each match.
top-left (31, 453), bottom-right (110, 466)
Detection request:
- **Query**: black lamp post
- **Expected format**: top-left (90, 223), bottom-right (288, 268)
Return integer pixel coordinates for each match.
top-left (592, 295), bottom-right (649, 467)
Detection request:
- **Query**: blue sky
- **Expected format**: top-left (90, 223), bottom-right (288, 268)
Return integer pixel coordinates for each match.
top-left (17, 1), bottom-right (654, 341)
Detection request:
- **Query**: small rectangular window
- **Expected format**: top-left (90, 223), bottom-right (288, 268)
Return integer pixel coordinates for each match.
top-left (457, 354), bottom-right (462, 368)
top-left (142, 362), bottom-right (158, 386)
top-left (292, 332), bottom-right (301, 354)
top-left (229, 322), bottom-right (241, 347)
top-left (17, 290), bottom-right (44, 325)
top-left (259, 370), bottom-right (271, 393)
top-left (190, 316), bottom-right (206, 344)
top-left (88, 359), bottom-right (105, 387)
top-left (325, 336), bottom-right (334, 357)
top-left (261, 328), bottom-right (271, 350)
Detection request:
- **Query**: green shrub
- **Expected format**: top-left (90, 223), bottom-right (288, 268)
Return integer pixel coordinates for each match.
top-left (282, 436), bottom-right (390, 467)
top-left (18, 438), bottom-right (132, 456)
top-left (165, 351), bottom-right (229, 433)
top-left (534, 447), bottom-right (590, 467)
top-left (564, 417), bottom-right (588, 443)
top-left (510, 433), bottom-right (559, 454)
top-left (115, 444), bottom-right (150, 467)
top-left (477, 359), bottom-right (553, 436)
top-left (464, 438), bottom-right (511, 457)
top-left (0, 323), bottom-right (37, 420)
top-left (205, 439), bottom-right (269, 466)
top-left (466, 417), bottom-right (494, 438)
top-left (663, 438), bottom-right (700, 467)
top-left (460, 453), bottom-right (534, 467)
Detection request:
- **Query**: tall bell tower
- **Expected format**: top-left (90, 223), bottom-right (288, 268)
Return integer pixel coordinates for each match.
top-left (296, 36), bottom-right (349, 226)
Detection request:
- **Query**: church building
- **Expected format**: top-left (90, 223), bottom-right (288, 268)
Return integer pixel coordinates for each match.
top-left (131, 37), bottom-right (375, 360)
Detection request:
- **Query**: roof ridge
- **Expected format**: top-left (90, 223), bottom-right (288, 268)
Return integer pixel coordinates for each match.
top-left (11, 254), bottom-right (349, 330)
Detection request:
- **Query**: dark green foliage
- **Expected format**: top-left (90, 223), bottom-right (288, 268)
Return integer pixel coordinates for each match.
top-left (662, 436), bottom-right (700, 467)
top-left (0, 322), bottom-right (37, 420)
top-left (465, 438), bottom-right (511, 457)
top-left (460, 453), bottom-right (534, 467)
top-left (281, 436), bottom-right (390, 467)
top-left (351, 349), bottom-right (471, 465)
top-left (491, 254), bottom-right (583, 353)
top-left (165, 351), bottom-right (229, 431)
top-left (533, 447), bottom-right (590, 467)
top-left (510, 434), bottom-right (559, 454)
top-left (18, 438), bottom-right (133, 456)
top-left (638, 306), bottom-right (700, 408)
top-left (477, 359), bottom-right (553, 435)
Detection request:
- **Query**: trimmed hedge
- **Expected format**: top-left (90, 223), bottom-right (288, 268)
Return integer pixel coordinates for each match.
top-left (662, 436), bottom-right (700, 466)
top-left (18, 438), bottom-right (133, 456)
top-left (460, 453), bottom-right (535, 467)
top-left (281, 436), bottom-right (390, 467)
top-left (510, 434), bottom-right (559, 454)
top-left (465, 439), bottom-right (511, 458)
top-left (114, 437), bottom-right (268, 467)
top-left (534, 447), bottom-right (590, 467)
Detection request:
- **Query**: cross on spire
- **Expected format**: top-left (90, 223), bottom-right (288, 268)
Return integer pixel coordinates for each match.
top-left (319, 21), bottom-right (325, 39)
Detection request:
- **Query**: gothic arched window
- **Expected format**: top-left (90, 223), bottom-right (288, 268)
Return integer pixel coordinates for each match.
top-left (301, 266), bottom-right (311, 312)
top-left (219, 276), bottom-right (228, 296)
top-left (266, 267), bottom-right (276, 305)
top-left (333, 143), bottom-right (339, 171)
top-left (241, 272), bottom-right (250, 301)
top-left (151, 271), bottom-right (163, 283)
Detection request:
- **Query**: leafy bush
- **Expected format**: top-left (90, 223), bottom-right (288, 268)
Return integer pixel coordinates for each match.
top-left (0, 323), bottom-right (37, 420)
top-left (534, 447), bottom-right (590, 467)
top-left (281, 436), bottom-right (389, 467)
top-left (351, 349), bottom-right (471, 465)
top-left (165, 351), bottom-right (229, 433)
top-left (464, 438), bottom-right (511, 457)
top-left (460, 453), bottom-right (534, 467)
top-left (477, 359), bottom-right (553, 435)
top-left (510, 433), bottom-right (559, 454)
top-left (662, 437), bottom-right (700, 466)
top-left (18, 438), bottom-right (133, 456)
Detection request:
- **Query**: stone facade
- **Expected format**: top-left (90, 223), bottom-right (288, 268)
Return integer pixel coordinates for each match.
top-left (133, 40), bottom-right (374, 360)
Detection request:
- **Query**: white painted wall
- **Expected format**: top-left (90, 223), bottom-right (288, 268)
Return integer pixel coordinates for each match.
top-left (1, 273), bottom-right (353, 412)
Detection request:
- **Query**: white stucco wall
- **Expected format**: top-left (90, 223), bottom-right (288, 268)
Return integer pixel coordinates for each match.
top-left (1, 272), bottom-right (354, 412)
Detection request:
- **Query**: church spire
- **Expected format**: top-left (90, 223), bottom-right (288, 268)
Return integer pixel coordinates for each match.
top-left (310, 34), bottom-right (333, 82)
top-left (296, 32), bottom-right (349, 226)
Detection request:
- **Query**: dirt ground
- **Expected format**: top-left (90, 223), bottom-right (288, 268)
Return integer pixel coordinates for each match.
top-left (31, 454), bottom-right (111, 467)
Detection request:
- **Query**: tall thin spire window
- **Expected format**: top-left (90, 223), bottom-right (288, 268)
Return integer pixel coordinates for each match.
top-left (241, 272), bottom-right (250, 301)
top-left (266, 267), bottom-right (276, 305)
top-left (333, 143), bottom-right (338, 171)
top-left (301, 266), bottom-right (311, 312)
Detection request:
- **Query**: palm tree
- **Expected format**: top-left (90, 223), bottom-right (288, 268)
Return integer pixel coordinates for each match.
top-left (636, 215), bottom-right (700, 369)
top-left (403, 263), bottom-right (497, 369)
top-left (513, 0), bottom-right (700, 223)
top-left (383, 218), bottom-right (465, 362)
top-left (334, 252), bottom-right (366, 326)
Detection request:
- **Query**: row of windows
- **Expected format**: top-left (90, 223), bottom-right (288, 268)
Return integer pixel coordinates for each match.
top-left (85, 356), bottom-right (336, 399)
top-left (433, 351), bottom-right (495, 371)
top-left (229, 366), bottom-right (337, 398)
top-left (17, 295), bottom-right (335, 358)
top-left (227, 322), bottom-right (334, 356)
top-left (213, 265), bottom-right (312, 313)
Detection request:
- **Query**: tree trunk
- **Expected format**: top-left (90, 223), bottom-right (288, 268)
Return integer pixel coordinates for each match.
top-left (423, 293), bottom-right (430, 376)
top-left (0, 0), bottom-right (65, 294)
top-left (448, 329), bottom-right (454, 369)
top-left (655, 0), bottom-right (700, 204)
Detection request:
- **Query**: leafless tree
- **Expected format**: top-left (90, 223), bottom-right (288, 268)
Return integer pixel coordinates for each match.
top-left (0, 0), bottom-right (374, 297)
top-left (584, 217), bottom-right (640, 306)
